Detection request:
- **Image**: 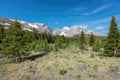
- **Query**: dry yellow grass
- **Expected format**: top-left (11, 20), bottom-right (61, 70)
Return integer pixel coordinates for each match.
top-left (0, 46), bottom-right (120, 80)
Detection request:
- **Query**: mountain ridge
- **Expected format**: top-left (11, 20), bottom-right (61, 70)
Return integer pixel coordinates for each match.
top-left (52, 26), bottom-right (104, 37)
top-left (0, 16), bottom-right (104, 37)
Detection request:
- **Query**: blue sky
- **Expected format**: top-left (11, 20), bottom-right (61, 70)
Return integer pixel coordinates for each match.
top-left (0, 0), bottom-right (120, 34)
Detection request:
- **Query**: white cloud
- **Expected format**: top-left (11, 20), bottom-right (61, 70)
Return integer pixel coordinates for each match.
top-left (87, 14), bottom-right (120, 25)
top-left (92, 6), bottom-right (108, 13)
top-left (82, 5), bottom-right (112, 15)
top-left (94, 26), bottom-right (106, 30)
top-left (88, 17), bottom-right (110, 25)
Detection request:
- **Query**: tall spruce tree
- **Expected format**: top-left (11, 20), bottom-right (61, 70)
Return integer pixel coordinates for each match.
top-left (0, 25), bottom-right (5, 43)
top-left (89, 32), bottom-right (95, 47)
top-left (1, 20), bottom-right (33, 60)
top-left (79, 29), bottom-right (86, 53)
top-left (33, 28), bottom-right (39, 39)
top-left (104, 16), bottom-right (119, 57)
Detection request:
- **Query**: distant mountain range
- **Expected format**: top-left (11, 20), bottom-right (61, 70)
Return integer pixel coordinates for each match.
top-left (52, 26), bottom-right (104, 37)
top-left (0, 16), bottom-right (104, 37)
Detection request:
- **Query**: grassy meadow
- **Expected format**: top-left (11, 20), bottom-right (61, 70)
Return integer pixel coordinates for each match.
top-left (0, 45), bottom-right (120, 80)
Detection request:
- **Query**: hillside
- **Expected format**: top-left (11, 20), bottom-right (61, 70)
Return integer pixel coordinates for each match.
top-left (0, 46), bottom-right (120, 80)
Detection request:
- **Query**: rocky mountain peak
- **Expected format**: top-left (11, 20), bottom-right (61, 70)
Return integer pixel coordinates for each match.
top-left (0, 17), bottom-right (51, 33)
top-left (0, 16), bottom-right (104, 37)
top-left (53, 25), bottom-right (104, 37)
top-left (62, 26), bottom-right (70, 31)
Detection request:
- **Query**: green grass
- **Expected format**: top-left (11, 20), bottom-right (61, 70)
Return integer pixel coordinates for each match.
top-left (58, 69), bottom-right (67, 75)
top-left (77, 59), bottom-right (86, 63)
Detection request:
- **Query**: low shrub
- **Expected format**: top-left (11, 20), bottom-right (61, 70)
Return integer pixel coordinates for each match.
top-left (59, 69), bottom-right (67, 75)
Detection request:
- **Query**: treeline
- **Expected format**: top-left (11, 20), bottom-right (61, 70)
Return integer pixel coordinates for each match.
top-left (76, 29), bottom-right (105, 53)
top-left (0, 16), bottom-right (119, 62)
top-left (0, 20), bottom-right (70, 61)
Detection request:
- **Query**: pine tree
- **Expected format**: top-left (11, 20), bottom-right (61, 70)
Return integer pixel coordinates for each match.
top-left (104, 16), bottom-right (119, 57)
top-left (1, 20), bottom-right (32, 61)
top-left (33, 28), bottom-right (39, 39)
top-left (89, 32), bottom-right (95, 47)
top-left (44, 39), bottom-right (49, 51)
top-left (79, 29), bottom-right (86, 53)
top-left (0, 25), bottom-right (5, 43)
top-left (93, 40), bottom-right (101, 52)
top-left (118, 30), bottom-right (120, 56)
top-left (54, 36), bottom-right (61, 51)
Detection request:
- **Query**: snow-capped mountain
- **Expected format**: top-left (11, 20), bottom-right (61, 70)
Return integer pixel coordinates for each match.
top-left (62, 26), bottom-right (70, 31)
top-left (0, 16), bottom-right (104, 37)
top-left (53, 25), bottom-right (104, 37)
top-left (22, 22), bottom-right (51, 33)
top-left (0, 17), bottom-right (12, 28)
top-left (0, 16), bottom-right (52, 33)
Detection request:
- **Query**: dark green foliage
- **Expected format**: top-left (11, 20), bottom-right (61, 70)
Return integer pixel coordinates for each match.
top-left (54, 41), bottom-right (59, 51)
top-left (33, 29), bottom-right (53, 43)
top-left (33, 28), bottom-right (39, 39)
top-left (29, 40), bottom-right (50, 52)
top-left (77, 59), bottom-right (85, 63)
top-left (54, 36), bottom-right (63, 51)
top-left (79, 30), bottom-right (86, 53)
top-left (92, 40), bottom-right (101, 52)
top-left (0, 25), bottom-right (5, 43)
top-left (54, 35), bottom-right (69, 51)
top-left (89, 32), bottom-right (95, 46)
top-left (46, 32), bottom-right (52, 43)
top-left (104, 16), bottom-right (120, 57)
top-left (0, 19), bottom-right (71, 60)
top-left (59, 69), bottom-right (67, 75)
top-left (100, 38), bottom-right (106, 48)
top-left (0, 20), bottom-right (34, 58)
top-left (41, 39), bottom-right (49, 52)
top-left (91, 53), bottom-right (94, 58)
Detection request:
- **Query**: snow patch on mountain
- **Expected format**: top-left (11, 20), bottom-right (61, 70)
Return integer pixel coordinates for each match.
top-left (0, 17), bottom-right (104, 37)
top-left (20, 21), bottom-right (26, 24)
top-left (29, 23), bottom-right (39, 28)
top-left (60, 31), bottom-right (67, 36)
top-left (8, 19), bottom-right (51, 33)
top-left (62, 26), bottom-right (70, 31)
top-left (53, 25), bottom-right (104, 37)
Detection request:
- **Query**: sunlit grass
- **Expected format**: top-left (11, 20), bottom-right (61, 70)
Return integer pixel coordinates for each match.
top-left (0, 45), bottom-right (120, 80)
